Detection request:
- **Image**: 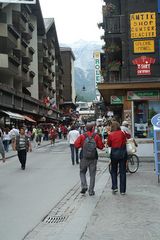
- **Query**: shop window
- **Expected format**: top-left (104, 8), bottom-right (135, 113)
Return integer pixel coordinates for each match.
top-left (134, 101), bottom-right (160, 138)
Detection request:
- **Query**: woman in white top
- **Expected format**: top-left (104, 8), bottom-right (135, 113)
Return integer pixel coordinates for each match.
top-left (3, 127), bottom-right (11, 152)
top-left (67, 125), bottom-right (80, 165)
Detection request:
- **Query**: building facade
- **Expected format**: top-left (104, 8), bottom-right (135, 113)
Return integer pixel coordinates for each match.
top-left (98, 0), bottom-right (160, 138)
top-left (59, 47), bottom-right (77, 123)
top-left (0, 1), bottom-right (64, 126)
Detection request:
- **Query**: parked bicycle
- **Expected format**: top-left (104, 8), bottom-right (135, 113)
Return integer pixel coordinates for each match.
top-left (108, 153), bottom-right (139, 174)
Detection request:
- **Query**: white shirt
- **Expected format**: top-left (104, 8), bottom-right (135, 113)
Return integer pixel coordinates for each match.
top-left (67, 130), bottom-right (80, 144)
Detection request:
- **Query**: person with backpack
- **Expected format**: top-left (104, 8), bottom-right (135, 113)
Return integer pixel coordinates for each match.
top-left (74, 122), bottom-right (104, 196)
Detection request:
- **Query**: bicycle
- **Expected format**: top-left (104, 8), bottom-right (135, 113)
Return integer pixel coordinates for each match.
top-left (108, 153), bottom-right (139, 174)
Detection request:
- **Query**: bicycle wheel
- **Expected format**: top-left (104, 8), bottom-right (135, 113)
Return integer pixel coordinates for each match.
top-left (127, 154), bottom-right (139, 173)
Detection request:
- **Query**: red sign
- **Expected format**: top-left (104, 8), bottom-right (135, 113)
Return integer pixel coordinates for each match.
top-left (132, 56), bottom-right (155, 76)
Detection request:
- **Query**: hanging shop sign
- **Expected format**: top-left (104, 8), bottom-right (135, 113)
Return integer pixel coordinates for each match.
top-left (133, 40), bottom-right (155, 53)
top-left (93, 51), bottom-right (103, 87)
top-left (130, 12), bottom-right (156, 39)
top-left (0, 0), bottom-right (36, 3)
top-left (127, 90), bottom-right (159, 100)
top-left (110, 96), bottom-right (124, 105)
top-left (132, 56), bottom-right (156, 75)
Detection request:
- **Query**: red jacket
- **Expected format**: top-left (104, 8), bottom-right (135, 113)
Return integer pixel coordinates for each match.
top-left (107, 130), bottom-right (128, 148)
top-left (74, 131), bottom-right (104, 150)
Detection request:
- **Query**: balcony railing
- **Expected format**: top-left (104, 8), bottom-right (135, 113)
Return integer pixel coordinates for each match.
top-left (12, 11), bottom-right (26, 33)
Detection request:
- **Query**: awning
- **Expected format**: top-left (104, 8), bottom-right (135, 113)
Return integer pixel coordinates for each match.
top-left (2, 111), bottom-right (25, 120)
top-left (24, 115), bottom-right (36, 123)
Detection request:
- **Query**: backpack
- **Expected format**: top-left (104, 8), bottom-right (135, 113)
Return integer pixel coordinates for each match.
top-left (82, 133), bottom-right (97, 160)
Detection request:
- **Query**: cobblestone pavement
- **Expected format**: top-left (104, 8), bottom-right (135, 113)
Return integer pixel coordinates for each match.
top-left (81, 162), bottom-right (160, 240)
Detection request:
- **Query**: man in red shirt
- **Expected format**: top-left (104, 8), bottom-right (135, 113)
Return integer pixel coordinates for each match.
top-left (74, 122), bottom-right (104, 196)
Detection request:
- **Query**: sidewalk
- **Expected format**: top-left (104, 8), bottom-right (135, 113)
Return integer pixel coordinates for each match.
top-left (0, 139), bottom-right (61, 162)
top-left (81, 162), bottom-right (160, 240)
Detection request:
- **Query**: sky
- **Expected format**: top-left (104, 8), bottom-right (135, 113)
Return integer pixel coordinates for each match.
top-left (39, 0), bottom-right (104, 44)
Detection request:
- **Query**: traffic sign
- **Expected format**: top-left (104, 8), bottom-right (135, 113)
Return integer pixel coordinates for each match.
top-left (151, 113), bottom-right (160, 128)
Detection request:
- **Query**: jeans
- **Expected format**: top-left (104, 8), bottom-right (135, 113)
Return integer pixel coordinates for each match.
top-left (111, 157), bottom-right (127, 193)
top-left (3, 140), bottom-right (10, 152)
top-left (18, 149), bottom-right (27, 169)
top-left (70, 144), bottom-right (79, 164)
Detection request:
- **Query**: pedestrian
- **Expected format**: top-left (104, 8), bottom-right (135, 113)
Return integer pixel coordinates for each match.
top-left (35, 126), bottom-right (43, 146)
top-left (13, 127), bottom-right (32, 170)
top-left (9, 125), bottom-right (19, 150)
top-left (107, 121), bottom-right (128, 195)
top-left (3, 127), bottom-right (11, 152)
top-left (67, 125), bottom-right (80, 165)
top-left (120, 121), bottom-right (131, 138)
top-left (74, 122), bottom-right (104, 196)
top-left (0, 132), bottom-right (5, 162)
top-left (49, 126), bottom-right (57, 145)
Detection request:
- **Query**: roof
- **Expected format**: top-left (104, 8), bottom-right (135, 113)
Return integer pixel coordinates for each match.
top-left (60, 47), bottom-right (75, 61)
top-left (44, 18), bottom-right (55, 33)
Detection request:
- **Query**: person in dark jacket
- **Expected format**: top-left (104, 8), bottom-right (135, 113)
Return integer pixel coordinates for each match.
top-left (107, 121), bottom-right (128, 195)
top-left (13, 127), bottom-right (32, 170)
top-left (74, 122), bottom-right (104, 196)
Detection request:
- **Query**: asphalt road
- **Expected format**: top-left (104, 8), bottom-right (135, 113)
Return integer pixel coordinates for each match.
top-left (0, 141), bottom-right (109, 240)
top-left (0, 141), bottom-right (80, 240)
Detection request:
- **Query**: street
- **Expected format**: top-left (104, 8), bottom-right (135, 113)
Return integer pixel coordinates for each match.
top-left (0, 141), bottom-right (160, 240)
top-left (0, 141), bottom-right (108, 240)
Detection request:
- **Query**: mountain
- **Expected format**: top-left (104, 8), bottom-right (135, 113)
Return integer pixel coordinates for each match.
top-left (61, 40), bottom-right (102, 101)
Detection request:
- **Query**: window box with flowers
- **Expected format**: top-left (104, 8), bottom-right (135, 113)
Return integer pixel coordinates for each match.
top-left (106, 43), bottom-right (120, 53)
top-left (108, 61), bottom-right (121, 71)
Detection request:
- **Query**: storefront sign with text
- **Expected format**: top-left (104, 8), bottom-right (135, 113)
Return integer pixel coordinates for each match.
top-left (127, 90), bottom-right (159, 100)
top-left (110, 96), bottom-right (124, 105)
top-left (132, 56), bottom-right (155, 75)
top-left (130, 12), bottom-right (156, 39)
top-left (133, 40), bottom-right (155, 53)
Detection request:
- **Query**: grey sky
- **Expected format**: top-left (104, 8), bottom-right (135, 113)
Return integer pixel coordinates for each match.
top-left (39, 0), bottom-right (104, 44)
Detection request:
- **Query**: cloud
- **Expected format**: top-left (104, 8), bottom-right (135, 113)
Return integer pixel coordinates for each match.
top-left (39, 0), bottom-right (103, 43)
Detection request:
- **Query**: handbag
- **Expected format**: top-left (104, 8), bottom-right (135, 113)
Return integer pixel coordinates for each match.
top-left (126, 138), bottom-right (136, 154)
top-left (106, 147), bottom-right (111, 158)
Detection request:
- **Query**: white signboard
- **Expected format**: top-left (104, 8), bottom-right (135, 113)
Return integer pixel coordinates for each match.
top-left (0, 0), bottom-right (36, 4)
top-left (93, 51), bottom-right (103, 87)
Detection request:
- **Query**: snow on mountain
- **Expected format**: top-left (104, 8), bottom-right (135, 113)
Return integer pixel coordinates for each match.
top-left (60, 40), bottom-right (102, 101)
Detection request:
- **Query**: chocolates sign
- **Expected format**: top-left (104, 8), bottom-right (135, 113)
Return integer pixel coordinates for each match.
top-left (132, 56), bottom-right (155, 75)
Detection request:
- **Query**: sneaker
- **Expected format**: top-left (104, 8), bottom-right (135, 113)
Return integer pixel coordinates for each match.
top-left (89, 191), bottom-right (95, 196)
top-left (120, 192), bottom-right (125, 195)
top-left (80, 188), bottom-right (88, 194)
top-left (112, 188), bottom-right (118, 193)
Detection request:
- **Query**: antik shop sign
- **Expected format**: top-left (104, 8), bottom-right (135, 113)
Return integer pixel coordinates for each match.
top-left (0, 0), bottom-right (36, 3)
top-left (127, 90), bottom-right (159, 100)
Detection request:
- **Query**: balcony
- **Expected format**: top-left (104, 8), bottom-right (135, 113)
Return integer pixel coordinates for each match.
top-left (22, 55), bottom-right (31, 65)
top-left (12, 11), bottom-right (26, 33)
top-left (23, 70), bottom-right (35, 87)
top-left (0, 53), bottom-right (19, 75)
top-left (22, 31), bottom-right (32, 43)
top-left (28, 22), bottom-right (34, 32)
top-left (1, 24), bottom-right (20, 49)
top-left (21, 38), bottom-right (28, 55)
top-left (21, 11), bottom-right (29, 23)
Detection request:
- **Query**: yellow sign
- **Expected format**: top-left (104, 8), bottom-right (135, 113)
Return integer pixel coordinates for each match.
top-left (130, 12), bottom-right (156, 39)
top-left (133, 40), bottom-right (155, 53)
